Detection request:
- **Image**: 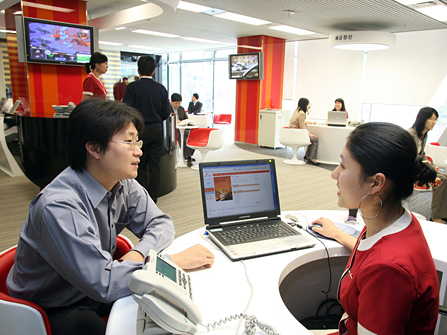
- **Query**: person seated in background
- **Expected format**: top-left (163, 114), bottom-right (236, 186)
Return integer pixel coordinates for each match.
top-left (288, 97), bottom-right (319, 165)
top-left (309, 122), bottom-right (439, 335)
top-left (188, 93), bottom-right (203, 115)
top-left (170, 93), bottom-right (195, 167)
top-left (408, 106), bottom-right (447, 224)
top-left (326, 98), bottom-right (349, 125)
top-left (6, 99), bottom-right (214, 335)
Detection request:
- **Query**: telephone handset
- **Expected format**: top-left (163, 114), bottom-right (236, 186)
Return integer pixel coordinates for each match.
top-left (128, 250), bottom-right (202, 335)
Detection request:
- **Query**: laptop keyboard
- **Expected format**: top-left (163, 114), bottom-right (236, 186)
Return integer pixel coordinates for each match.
top-left (214, 221), bottom-right (298, 246)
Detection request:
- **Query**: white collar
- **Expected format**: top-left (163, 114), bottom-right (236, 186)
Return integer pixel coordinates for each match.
top-left (357, 209), bottom-right (412, 251)
top-left (140, 76), bottom-right (153, 79)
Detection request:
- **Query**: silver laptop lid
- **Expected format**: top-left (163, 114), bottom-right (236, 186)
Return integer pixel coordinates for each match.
top-left (328, 111), bottom-right (347, 126)
top-left (198, 159), bottom-right (281, 227)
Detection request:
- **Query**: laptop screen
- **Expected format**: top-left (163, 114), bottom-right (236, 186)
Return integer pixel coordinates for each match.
top-left (199, 159), bottom-right (281, 226)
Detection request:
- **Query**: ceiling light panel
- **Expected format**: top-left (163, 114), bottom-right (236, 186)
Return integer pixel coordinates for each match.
top-left (214, 12), bottom-right (271, 25)
top-left (416, 4), bottom-right (447, 21)
top-left (128, 45), bottom-right (164, 50)
top-left (132, 29), bottom-right (180, 38)
top-left (269, 25), bottom-right (316, 35)
top-left (177, 1), bottom-right (212, 12)
top-left (99, 41), bottom-right (123, 45)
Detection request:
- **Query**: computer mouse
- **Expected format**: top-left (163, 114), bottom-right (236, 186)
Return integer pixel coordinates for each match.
top-left (310, 223), bottom-right (322, 229)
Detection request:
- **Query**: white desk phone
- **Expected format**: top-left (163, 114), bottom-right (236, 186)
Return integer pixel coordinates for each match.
top-left (128, 250), bottom-right (202, 335)
top-left (128, 250), bottom-right (281, 335)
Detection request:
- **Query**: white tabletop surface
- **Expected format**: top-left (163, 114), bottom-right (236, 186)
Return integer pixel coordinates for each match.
top-left (106, 210), bottom-right (447, 335)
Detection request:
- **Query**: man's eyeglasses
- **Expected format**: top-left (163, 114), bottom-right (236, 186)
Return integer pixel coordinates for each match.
top-left (110, 140), bottom-right (143, 150)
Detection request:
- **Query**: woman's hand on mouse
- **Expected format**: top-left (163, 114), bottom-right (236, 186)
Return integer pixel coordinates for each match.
top-left (312, 217), bottom-right (357, 252)
top-left (311, 217), bottom-right (341, 240)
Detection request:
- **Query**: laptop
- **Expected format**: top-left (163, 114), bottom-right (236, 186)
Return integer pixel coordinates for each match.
top-left (198, 159), bottom-right (315, 261)
top-left (327, 111), bottom-right (348, 127)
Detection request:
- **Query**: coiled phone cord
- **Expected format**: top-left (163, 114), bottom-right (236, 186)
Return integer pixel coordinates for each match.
top-left (202, 313), bottom-right (280, 335)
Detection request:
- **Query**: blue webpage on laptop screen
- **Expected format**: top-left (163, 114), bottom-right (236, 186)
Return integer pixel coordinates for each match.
top-left (201, 163), bottom-right (278, 219)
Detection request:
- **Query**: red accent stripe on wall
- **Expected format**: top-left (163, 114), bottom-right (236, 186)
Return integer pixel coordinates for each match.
top-left (235, 35), bottom-right (285, 144)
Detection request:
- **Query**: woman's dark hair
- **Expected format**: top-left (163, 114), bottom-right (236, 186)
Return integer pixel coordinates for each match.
top-left (67, 99), bottom-right (144, 172)
top-left (85, 52), bottom-right (108, 74)
top-left (346, 122), bottom-right (436, 201)
top-left (411, 107), bottom-right (439, 138)
top-left (297, 97), bottom-right (310, 113)
top-left (332, 98), bottom-right (346, 111)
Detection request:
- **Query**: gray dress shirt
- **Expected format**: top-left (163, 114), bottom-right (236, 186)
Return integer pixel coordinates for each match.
top-left (6, 167), bottom-right (175, 308)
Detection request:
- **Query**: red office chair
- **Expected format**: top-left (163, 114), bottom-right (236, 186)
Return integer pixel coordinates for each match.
top-left (0, 235), bottom-right (133, 334)
top-left (0, 246), bottom-right (52, 335)
top-left (186, 128), bottom-right (223, 170)
top-left (213, 114), bottom-right (232, 125)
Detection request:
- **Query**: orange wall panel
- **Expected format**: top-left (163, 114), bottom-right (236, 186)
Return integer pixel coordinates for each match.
top-left (235, 35), bottom-right (285, 144)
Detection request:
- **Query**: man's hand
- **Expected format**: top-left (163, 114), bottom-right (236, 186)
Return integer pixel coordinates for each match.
top-left (119, 250), bottom-right (144, 263)
top-left (170, 244), bottom-right (215, 271)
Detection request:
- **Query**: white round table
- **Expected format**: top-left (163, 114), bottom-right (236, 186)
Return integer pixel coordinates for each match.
top-left (306, 124), bottom-right (355, 165)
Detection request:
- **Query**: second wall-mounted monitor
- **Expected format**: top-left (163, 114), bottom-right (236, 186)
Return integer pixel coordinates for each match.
top-left (228, 52), bottom-right (264, 80)
top-left (17, 16), bottom-right (98, 65)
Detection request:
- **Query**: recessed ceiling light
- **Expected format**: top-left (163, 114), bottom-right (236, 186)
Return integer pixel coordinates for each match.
top-left (13, 11), bottom-right (22, 15)
top-left (115, 27), bottom-right (126, 31)
top-left (416, 5), bottom-right (447, 21)
top-left (132, 29), bottom-right (180, 38)
top-left (180, 37), bottom-right (226, 44)
top-left (128, 45), bottom-right (164, 50)
top-left (394, 0), bottom-right (421, 5)
top-left (214, 12), bottom-right (271, 26)
top-left (99, 41), bottom-right (124, 46)
top-left (177, 1), bottom-right (212, 12)
top-left (269, 25), bottom-right (315, 35)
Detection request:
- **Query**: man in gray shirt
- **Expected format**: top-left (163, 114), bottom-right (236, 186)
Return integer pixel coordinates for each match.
top-left (6, 99), bottom-right (214, 335)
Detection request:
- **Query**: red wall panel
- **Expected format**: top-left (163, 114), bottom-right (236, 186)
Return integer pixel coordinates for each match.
top-left (235, 36), bottom-right (285, 144)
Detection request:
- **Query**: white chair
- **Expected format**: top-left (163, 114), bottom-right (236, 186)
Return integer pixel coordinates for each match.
top-left (279, 127), bottom-right (311, 165)
top-left (187, 114), bottom-right (211, 128)
top-left (425, 143), bottom-right (447, 171)
top-left (186, 128), bottom-right (223, 170)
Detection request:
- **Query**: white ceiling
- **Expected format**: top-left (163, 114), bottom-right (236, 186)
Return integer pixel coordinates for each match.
top-left (3, 0), bottom-right (447, 54)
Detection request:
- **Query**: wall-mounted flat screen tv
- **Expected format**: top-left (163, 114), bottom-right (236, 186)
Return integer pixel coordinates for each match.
top-left (23, 17), bottom-right (95, 65)
top-left (228, 52), bottom-right (264, 80)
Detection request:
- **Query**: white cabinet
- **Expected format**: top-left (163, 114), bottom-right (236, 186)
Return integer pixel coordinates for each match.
top-left (258, 109), bottom-right (290, 148)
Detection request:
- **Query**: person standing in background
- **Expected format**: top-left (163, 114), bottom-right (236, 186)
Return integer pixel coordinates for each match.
top-left (289, 97), bottom-right (319, 165)
top-left (82, 52), bottom-right (108, 101)
top-left (123, 56), bottom-right (171, 203)
top-left (171, 93), bottom-right (195, 167)
top-left (113, 77), bottom-right (128, 102)
top-left (188, 93), bottom-right (203, 115)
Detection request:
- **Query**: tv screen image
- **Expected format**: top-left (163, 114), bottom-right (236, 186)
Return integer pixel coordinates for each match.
top-left (24, 18), bottom-right (93, 65)
top-left (229, 52), bottom-right (264, 80)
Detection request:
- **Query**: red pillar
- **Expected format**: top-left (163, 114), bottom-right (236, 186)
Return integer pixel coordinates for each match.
top-left (6, 0), bottom-right (87, 117)
top-left (234, 35), bottom-right (285, 144)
